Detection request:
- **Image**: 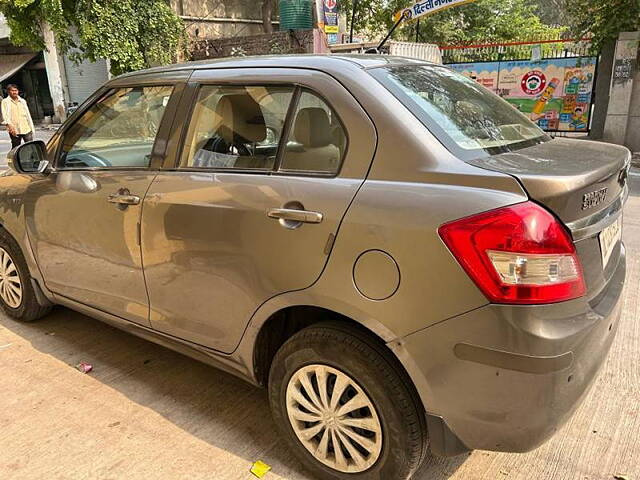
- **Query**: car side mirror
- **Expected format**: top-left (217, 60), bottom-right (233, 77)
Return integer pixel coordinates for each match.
top-left (7, 140), bottom-right (50, 174)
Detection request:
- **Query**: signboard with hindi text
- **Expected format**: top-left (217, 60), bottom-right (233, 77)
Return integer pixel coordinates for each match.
top-left (394, 0), bottom-right (478, 22)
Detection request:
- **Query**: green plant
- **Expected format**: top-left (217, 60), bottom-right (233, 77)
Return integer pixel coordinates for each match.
top-left (342, 0), bottom-right (565, 45)
top-left (0, 0), bottom-right (186, 75)
top-left (565, 0), bottom-right (640, 51)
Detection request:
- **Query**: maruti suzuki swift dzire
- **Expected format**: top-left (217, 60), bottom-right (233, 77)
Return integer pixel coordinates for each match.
top-left (2, 55), bottom-right (629, 479)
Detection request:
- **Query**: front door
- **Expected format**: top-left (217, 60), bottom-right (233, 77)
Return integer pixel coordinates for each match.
top-left (141, 72), bottom-right (377, 352)
top-left (25, 85), bottom-right (175, 326)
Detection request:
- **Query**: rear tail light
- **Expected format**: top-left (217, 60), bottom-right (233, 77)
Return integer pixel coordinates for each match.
top-left (438, 201), bottom-right (585, 304)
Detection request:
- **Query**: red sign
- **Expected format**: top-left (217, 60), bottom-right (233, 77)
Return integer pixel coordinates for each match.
top-left (325, 0), bottom-right (337, 9)
top-left (521, 70), bottom-right (547, 95)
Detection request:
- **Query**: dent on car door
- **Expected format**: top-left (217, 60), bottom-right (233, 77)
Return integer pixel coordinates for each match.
top-left (141, 70), bottom-right (377, 353)
top-left (24, 84), bottom-right (180, 325)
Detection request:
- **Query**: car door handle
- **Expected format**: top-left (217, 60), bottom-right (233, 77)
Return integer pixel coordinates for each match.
top-left (267, 208), bottom-right (323, 224)
top-left (107, 193), bottom-right (141, 206)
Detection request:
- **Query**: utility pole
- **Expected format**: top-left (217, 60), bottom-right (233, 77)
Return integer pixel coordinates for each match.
top-left (349, 0), bottom-right (358, 43)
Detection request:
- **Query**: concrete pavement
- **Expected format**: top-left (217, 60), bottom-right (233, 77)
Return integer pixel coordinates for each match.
top-left (0, 173), bottom-right (639, 480)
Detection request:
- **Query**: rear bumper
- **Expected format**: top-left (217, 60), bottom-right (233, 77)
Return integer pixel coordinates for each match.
top-left (400, 243), bottom-right (626, 454)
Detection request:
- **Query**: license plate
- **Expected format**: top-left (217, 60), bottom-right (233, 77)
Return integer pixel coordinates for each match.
top-left (599, 216), bottom-right (622, 268)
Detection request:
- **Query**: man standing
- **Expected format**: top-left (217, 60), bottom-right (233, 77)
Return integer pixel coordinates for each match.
top-left (1, 84), bottom-right (35, 148)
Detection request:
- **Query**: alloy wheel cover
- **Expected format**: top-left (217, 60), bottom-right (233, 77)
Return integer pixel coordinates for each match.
top-left (285, 364), bottom-right (383, 473)
top-left (0, 248), bottom-right (22, 309)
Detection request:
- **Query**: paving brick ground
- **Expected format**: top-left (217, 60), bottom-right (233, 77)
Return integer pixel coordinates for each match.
top-left (0, 171), bottom-right (639, 480)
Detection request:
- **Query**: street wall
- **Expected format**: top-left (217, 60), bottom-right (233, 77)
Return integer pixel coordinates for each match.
top-left (602, 32), bottom-right (639, 152)
top-left (627, 68), bottom-right (640, 152)
top-left (170, 0), bottom-right (278, 39)
top-left (190, 29), bottom-right (316, 60)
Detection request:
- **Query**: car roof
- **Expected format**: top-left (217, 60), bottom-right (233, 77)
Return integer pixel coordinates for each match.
top-left (115, 54), bottom-right (438, 80)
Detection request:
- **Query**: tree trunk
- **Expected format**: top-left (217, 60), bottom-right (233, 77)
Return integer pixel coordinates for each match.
top-left (589, 39), bottom-right (616, 140)
top-left (262, 0), bottom-right (274, 33)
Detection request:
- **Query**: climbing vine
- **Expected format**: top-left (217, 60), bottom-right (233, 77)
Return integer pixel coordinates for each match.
top-left (0, 0), bottom-right (186, 75)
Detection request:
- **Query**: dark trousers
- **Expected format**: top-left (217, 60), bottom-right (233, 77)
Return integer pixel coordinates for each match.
top-left (9, 131), bottom-right (33, 149)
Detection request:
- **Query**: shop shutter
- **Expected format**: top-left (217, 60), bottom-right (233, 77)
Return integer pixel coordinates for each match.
top-left (63, 56), bottom-right (109, 105)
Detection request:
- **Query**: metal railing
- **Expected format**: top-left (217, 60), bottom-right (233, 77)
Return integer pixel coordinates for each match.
top-left (441, 38), bottom-right (593, 64)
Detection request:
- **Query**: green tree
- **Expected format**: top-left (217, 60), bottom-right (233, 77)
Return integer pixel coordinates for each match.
top-left (0, 0), bottom-right (185, 75)
top-left (534, 0), bottom-right (571, 28)
top-left (343, 0), bottom-right (564, 45)
top-left (564, 0), bottom-right (640, 51)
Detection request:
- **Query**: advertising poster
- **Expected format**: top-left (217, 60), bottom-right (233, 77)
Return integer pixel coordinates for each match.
top-left (326, 33), bottom-right (339, 45)
top-left (323, 0), bottom-right (339, 34)
top-left (449, 57), bottom-right (597, 132)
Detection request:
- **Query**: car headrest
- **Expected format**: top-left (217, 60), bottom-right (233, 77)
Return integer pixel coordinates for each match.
top-left (215, 94), bottom-right (266, 144)
top-left (294, 107), bottom-right (332, 148)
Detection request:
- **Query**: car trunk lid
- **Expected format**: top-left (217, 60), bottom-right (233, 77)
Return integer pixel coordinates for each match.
top-left (465, 137), bottom-right (631, 298)
top-left (466, 138), bottom-right (629, 224)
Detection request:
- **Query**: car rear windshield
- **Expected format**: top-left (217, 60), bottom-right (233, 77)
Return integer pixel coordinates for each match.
top-left (370, 64), bottom-right (549, 160)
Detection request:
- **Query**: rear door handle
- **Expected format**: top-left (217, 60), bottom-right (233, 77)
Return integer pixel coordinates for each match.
top-left (108, 191), bottom-right (141, 207)
top-left (267, 208), bottom-right (323, 224)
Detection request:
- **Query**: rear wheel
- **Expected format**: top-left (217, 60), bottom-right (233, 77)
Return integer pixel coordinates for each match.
top-left (0, 230), bottom-right (51, 321)
top-left (268, 322), bottom-right (428, 480)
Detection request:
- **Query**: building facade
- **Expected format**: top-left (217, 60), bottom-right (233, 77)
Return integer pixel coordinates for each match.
top-left (1, 3), bottom-right (276, 124)
top-left (1, 15), bottom-right (110, 123)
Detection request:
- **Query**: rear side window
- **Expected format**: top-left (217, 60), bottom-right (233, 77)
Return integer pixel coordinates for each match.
top-left (181, 85), bottom-right (294, 170)
top-left (279, 90), bottom-right (347, 175)
top-left (59, 86), bottom-right (173, 169)
top-left (370, 65), bottom-right (549, 160)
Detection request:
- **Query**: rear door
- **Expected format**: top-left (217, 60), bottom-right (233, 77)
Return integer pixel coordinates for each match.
top-left (25, 81), bottom-right (183, 325)
top-left (141, 68), bottom-right (376, 352)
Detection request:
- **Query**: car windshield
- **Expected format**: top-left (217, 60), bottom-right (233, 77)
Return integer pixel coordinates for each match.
top-left (370, 64), bottom-right (549, 160)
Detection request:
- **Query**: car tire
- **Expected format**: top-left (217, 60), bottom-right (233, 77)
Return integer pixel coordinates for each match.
top-left (268, 321), bottom-right (428, 480)
top-left (0, 229), bottom-right (51, 322)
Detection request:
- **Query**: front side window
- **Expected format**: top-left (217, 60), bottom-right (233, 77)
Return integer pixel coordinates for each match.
top-left (181, 85), bottom-right (294, 170)
top-left (370, 65), bottom-right (549, 160)
top-left (279, 90), bottom-right (347, 174)
top-left (59, 86), bottom-right (173, 169)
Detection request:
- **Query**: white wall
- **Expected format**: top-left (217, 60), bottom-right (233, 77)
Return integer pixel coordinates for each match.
top-left (0, 14), bottom-right (11, 39)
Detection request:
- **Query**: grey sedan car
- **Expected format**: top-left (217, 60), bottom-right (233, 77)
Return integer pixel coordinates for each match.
top-left (1, 55), bottom-right (629, 479)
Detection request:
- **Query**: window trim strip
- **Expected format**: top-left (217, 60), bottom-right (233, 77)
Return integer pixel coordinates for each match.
top-left (273, 86), bottom-right (301, 172)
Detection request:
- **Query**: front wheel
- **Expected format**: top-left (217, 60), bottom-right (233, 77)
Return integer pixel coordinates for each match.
top-left (0, 230), bottom-right (51, 321)
top-left (268, 322), bottom-right (428, 480)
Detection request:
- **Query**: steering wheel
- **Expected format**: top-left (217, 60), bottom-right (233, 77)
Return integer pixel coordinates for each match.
top-left (230, 142), bottom-right (252, 157)
top-left (63, 149), bottom-right (110, 168)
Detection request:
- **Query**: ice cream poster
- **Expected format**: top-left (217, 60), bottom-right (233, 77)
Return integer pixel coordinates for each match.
top-left (449, 57), bottom-right (597, 132)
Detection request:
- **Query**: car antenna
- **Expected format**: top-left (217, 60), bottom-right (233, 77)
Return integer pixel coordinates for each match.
top-left (366, 11), bottom-right (410, 54)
